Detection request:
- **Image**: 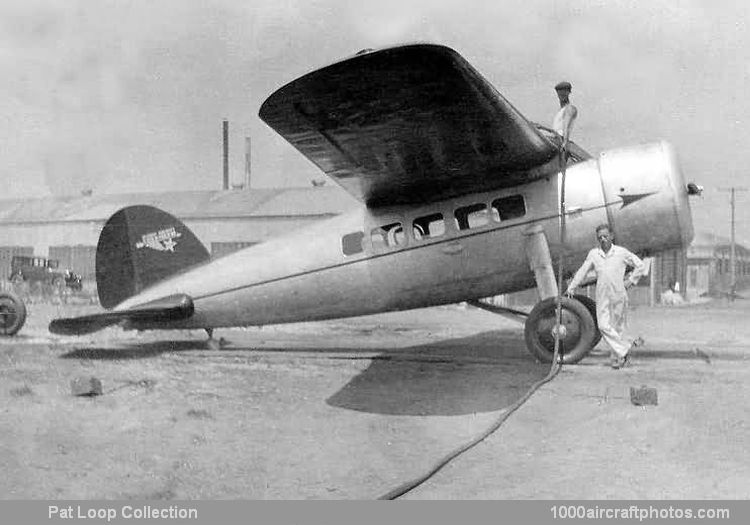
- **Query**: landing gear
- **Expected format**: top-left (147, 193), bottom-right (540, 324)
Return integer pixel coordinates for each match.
top-left (523, 296), bottom-right (597, 364)
top-left (0, 291), bottom-right (27, 336)
top-left (205, 328), bottom-right (228, 350)
top-left (520, 224), bottom-right (598, 364)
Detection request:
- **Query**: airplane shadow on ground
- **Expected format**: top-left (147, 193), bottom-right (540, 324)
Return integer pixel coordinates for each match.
top-left (59, 340), bottom-right (205, 360)
top-left (325, 330), bottom-right (550, 416)
top-left (57, 331), bottom-right (735, 415)
top-left (59, 329), bottom-right (551, 416)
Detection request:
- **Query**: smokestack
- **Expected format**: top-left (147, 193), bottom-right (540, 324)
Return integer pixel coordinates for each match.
top-left (222, 119), bottom-right (229, 190)
top-left (245, 136), bottom-right (251, 189)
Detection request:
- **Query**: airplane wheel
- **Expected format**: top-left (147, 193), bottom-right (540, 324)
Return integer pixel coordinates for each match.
top-left (524, 296), bottom-right (597, 364)
top-left (572, 294), bottom-right (602, 348)
top-left (0, 291), bottom-right (27, 336)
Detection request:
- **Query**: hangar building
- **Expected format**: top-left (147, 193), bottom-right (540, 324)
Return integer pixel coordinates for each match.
top-left (0, 187), bottom-right (358, 286)
top-left (685, 232), bottom-right (750, 299)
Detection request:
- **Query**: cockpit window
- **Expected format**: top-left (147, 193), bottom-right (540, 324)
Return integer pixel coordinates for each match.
top-left (341, 231), bottom-right (364, 256)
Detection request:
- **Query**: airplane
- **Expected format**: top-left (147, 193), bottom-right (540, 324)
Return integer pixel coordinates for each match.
top-left (44, 44), bottom-right (700, 364)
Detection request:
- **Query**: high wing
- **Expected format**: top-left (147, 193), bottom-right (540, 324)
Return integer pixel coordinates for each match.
top-left (259, 44), bottom-right (558, 207)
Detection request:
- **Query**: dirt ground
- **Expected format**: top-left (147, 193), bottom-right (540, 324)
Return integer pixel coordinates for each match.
top-left (1, 297), bottom-right (749, 499)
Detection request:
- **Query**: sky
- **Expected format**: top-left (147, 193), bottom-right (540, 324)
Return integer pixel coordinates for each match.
top-left (1, 0), bottom-right (749, 243)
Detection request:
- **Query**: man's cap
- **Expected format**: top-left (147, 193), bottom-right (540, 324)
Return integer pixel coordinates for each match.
top-left (555, 81), bottom-right (572, 92)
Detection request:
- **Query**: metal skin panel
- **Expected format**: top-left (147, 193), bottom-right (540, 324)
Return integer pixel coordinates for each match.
top-left (598, 141), bottom-right (694, 256)
top-left (554, 159), bottom-right (609, 260)
top-left (259, 44), bottom-right (558, 207)
top-left (116, 210), bottom-right (377, 324)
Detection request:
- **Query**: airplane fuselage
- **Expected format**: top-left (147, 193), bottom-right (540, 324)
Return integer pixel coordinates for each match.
top-left (117, 141), bottom-right (693, 330)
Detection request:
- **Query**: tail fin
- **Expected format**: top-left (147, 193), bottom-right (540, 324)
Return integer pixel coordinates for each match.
top-left (96, 205), bottom-right (210, 309)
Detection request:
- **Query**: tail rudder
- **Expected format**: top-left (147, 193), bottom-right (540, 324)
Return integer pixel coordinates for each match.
top-left (96, 205), bottom-right (210, 309)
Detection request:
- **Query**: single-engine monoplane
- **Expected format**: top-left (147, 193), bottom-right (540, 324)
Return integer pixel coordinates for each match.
top-left (50, 44), bottom-right (698, 363)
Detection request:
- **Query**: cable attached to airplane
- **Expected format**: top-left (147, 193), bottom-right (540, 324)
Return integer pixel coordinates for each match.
top-left (377, 147), bottom-right (570, 500)
top-left (553, 144), bottom-right (569, 365)
top-left (376, 355), bottom-right (562, 499)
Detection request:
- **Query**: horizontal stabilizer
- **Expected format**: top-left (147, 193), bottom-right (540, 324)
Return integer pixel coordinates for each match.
top-left (49, 294), bottom-right (194, 336)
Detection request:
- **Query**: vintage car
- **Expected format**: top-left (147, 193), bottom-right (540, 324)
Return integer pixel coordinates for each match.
top-left (8, 255), bottom-right (83, 290)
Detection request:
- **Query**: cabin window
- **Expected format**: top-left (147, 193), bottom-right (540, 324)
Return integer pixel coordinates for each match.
top-left (492, 195), bottom-right (526, 221)
top-left (371, 222), bottom-right (405, 249)
top-left (341, 231), bottom-right (365, 256)
top-left (413, 213), bottom-right (445, 240)
top-left (454, 203), bottom-right (489, 231)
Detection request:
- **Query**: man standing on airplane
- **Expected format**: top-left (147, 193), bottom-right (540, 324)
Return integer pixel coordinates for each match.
top-left (565, 224), bottom-right (646, 369)
top-left (553, 81), bottom-right (578, 150)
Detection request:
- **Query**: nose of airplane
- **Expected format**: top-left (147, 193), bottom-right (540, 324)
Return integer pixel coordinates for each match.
top-left (598, 141), bottom-right (694, 255)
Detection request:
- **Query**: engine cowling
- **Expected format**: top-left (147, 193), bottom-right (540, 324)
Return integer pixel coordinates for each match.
top-left (598, 141), bottom-right (694, 256)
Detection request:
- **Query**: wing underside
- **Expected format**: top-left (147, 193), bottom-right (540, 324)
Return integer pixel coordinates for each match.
top-left (259, 44), bottom-right (558, 206)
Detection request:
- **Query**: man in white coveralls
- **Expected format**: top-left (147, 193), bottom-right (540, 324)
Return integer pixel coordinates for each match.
top-left (566, 224), bottom-right (646, 369)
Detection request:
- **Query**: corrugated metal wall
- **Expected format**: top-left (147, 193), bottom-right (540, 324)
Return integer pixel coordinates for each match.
top-left (0, 245), bottom-right (34, 281)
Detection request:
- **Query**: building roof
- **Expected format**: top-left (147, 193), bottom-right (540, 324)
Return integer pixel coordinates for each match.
top-left (0, 187), bottom-right (360, 225)
top-left (688, 231), bottom-right (750, 258)
top-left (691, 231), bottom-right (731, 247)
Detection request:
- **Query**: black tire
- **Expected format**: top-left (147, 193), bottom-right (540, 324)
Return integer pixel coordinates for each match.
top-left (524, 296), bottom-right (597, 364)
top-left (0, 291), bottom-right (27, 336)
top-left (572, 294), bottom-right (602, 348)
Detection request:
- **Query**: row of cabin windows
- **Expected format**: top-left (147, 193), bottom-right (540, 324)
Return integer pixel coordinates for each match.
top-left (341, 194), bottom-right (526, 256)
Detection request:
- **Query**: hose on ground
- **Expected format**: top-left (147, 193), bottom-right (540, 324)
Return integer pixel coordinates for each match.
top-left (377, 147), bottom-right (570, 500)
